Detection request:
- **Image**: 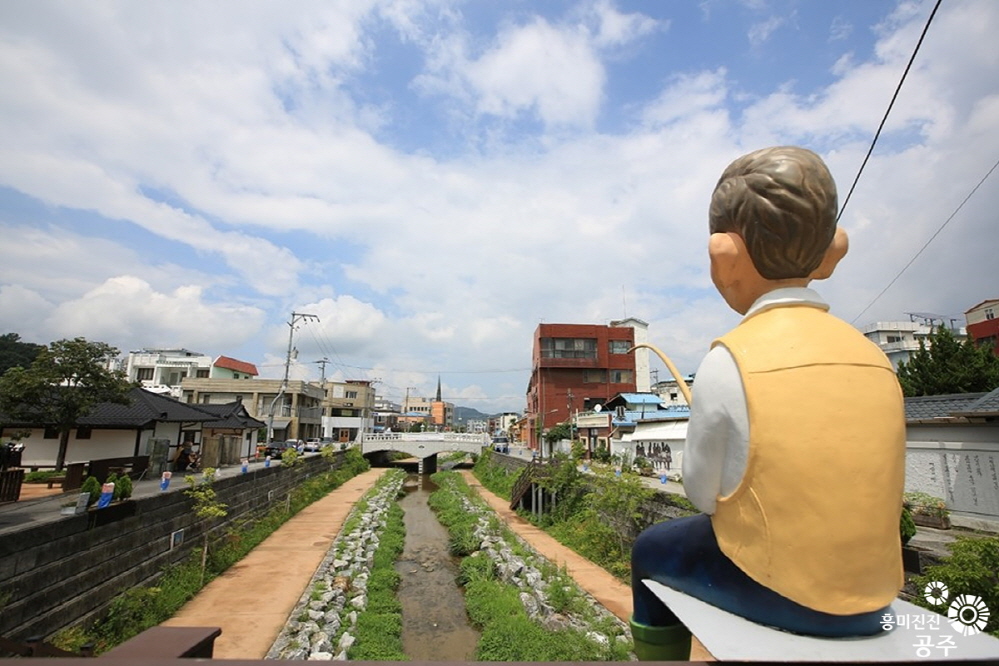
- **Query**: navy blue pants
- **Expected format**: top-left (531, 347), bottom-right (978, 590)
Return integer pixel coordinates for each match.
top-left (631, 514), bottom-right (888, 637)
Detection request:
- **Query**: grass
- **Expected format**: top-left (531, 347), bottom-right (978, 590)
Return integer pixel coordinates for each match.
top-left (346, 472), bottom-right (407, 661)
top-left (429, 470), bottom-right (631, 661)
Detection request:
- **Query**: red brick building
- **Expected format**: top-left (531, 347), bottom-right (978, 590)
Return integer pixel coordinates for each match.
top-left (966, 299), bottom-right (999, 355)
top-left (525, 321), bottom-right (639, 452)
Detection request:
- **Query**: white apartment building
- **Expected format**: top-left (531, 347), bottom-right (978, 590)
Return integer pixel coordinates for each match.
top-left (861, 320), bottom-right (967, 370)
top-left (125, 349), bottom-right (258, 398)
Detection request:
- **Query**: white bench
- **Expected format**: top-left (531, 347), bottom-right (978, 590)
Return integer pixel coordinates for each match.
top-left (643, 580), bottom-right (999, 661)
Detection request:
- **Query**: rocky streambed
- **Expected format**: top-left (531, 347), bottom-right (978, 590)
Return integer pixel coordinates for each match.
top-left (267, 467), bottom-right (630, 660)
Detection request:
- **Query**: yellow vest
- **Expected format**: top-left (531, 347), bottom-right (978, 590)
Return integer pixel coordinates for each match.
top-left (711, 303), bottom-right (905, 614)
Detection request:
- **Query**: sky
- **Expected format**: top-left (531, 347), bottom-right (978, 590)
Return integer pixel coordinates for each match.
top-left (1, 0), bottom-right (997, 414)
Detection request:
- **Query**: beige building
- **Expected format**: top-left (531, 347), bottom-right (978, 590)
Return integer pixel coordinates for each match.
top-left (320, 379), bottom-right (377, 442)
top-left (181, 378), bottom-right (324, 441)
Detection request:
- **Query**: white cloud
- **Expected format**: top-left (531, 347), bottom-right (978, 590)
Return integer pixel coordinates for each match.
top-left (588, 0), bottom-right (660, 47)
top-left (45, 276), bottom-right (266, 352)
top-left (748, 16), bottom-right (786, 47)
top-left (465, 18), bottom-right (605, 128)
top-left (1, 1), bottom-right (997, 414)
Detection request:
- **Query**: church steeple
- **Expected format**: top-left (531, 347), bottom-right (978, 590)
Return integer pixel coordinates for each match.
top-left (435, 375), bottom-right (442, 402)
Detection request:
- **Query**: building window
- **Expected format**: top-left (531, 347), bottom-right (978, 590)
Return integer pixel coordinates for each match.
top-left (541, 337), bottom-right (597, 359)
top-left (583, 369), bottom-right (607, 383)
top-left (346, 391), bottom-right (358, 399)
top-left (986, 308), bottom-right (996, 320)
top-left (196, 368), bottom-right (210, 378)
top-left (76, 427), bottom-right (92, 440)
top-left (610, 370), bottom-right (634, 383)
top-left (201, 394), bottom-right (211, 404)
top-left (137, 367), bottom-right (154, 381)
top-left (886, 335), bottom-right (902, 344)
top-left (609, 340), bottom-right (631, 354)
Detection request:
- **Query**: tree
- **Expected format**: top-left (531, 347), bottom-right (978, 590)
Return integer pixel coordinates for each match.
top-left (896, 325), bottom-right (999, 397)
top-left (185, 468), bottom-right (228, 586)
top-left (544, 422), bottom-right (571, 445)
top-left (0, 333), bottom-right (44, 377)
top-left (0, 337), bottom-right (132, 470)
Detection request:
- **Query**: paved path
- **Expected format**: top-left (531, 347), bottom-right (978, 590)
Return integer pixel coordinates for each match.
top-left (161, 468), bottom-right (387, 659)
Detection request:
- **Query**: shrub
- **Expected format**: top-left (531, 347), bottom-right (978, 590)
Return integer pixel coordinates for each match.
top-left (24, 469), bottom-right (63, 483)
top-left (116, 474), bottom-right (134, 500)
top-left (80, 475), bottom-right (101, 506)
top-left (280, 447), bottom-right (302, 467)
top-left (904, 491), bottom-right (949, 519)
top-left (912, 536), bottom-right (999, 637)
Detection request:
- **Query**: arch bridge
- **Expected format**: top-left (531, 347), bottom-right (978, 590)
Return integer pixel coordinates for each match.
top-left (358, 431), bottom-right (490, 474)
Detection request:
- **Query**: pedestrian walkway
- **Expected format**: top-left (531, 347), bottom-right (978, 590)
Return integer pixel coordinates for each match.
top-left (161, 468), bottom-right (387, 659)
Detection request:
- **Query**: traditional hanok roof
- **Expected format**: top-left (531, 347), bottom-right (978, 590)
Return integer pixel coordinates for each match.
top-left (197, 400), bottom-right (266, 429)
top-left (78, 387), bottom-right (217, 428)
top-left (905, 392), bottom-right (989, 421)
top-left (213, 355), bottom-right (259, 376)
top-left (951, 387), bottom-right (999, 417)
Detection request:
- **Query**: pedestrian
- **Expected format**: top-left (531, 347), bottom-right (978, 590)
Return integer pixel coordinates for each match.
top-left (174, 441), bottom-right (195, 472)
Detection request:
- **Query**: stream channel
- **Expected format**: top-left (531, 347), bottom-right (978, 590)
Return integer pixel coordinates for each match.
top-left (395, 472), bottom-right (481, 660)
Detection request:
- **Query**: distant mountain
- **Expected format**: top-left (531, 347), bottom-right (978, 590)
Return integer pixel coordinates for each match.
top-left (454, 406), bottom-right (492, 423)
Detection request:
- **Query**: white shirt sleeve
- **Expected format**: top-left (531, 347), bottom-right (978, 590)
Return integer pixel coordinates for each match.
top-left (682, 343), bottom-right (749, 514)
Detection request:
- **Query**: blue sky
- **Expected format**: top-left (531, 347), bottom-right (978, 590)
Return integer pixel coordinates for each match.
top-left (1, 0), bottom-right (997, 413)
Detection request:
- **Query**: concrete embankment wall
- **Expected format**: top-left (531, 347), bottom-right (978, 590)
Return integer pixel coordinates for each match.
top-left (0, 454), bottom-right (346, 642)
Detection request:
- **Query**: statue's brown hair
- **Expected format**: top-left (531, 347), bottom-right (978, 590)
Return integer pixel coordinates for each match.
top-left (709, 146), bottom-right (838, 279)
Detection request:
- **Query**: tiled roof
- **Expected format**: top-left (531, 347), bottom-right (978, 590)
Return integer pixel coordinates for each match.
top-left (904, 392), bottom-right (988, 421)
top-left (953, 387), bottom-right (999, 416)
top-left (197, 401), bottom-right (266, 429)
top-left (214, 355), bottom-right (259, 376)
top-left (78, 388), bottom-right (217, 427)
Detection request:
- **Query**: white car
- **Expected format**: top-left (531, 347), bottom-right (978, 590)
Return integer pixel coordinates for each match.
top-left (303, 438), bottom-right (322, 452)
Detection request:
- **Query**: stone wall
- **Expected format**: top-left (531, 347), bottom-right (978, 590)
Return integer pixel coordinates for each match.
top-left (0, 453), bottom-right (347, 641)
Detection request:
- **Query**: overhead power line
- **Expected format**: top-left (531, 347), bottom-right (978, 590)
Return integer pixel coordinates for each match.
top-left (837, 0), bottom-right (942, 222)
top-left (850, 155), bottom-right (999, 324)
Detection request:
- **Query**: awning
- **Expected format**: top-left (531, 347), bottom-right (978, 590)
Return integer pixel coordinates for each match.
top-left (266, 418), bottom-right (292, 429)
top-left (621, 420), bottom-right (688, 442)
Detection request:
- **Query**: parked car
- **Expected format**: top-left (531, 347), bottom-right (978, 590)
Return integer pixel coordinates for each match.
top-left (303, 438), bottom-right (322, 452)
top-left (264, 439), bottom-right (302, 458)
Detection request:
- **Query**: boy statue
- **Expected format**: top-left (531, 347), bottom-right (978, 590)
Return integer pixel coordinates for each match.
top-left (630, 146), bottom-right (905, 659)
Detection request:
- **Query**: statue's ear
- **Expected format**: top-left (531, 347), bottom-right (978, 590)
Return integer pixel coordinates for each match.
top-left (709, 232), bottom-right (755, 313)
top-left (810, 228), bottom-right (849, 280)
top-left (709, 232), bottom-right (745, 286)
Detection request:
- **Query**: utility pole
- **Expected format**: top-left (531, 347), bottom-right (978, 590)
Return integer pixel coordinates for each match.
top-left (267, 311), bottom-right (319, 443)
top-left (314, 357), bottom-right (330, 383)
